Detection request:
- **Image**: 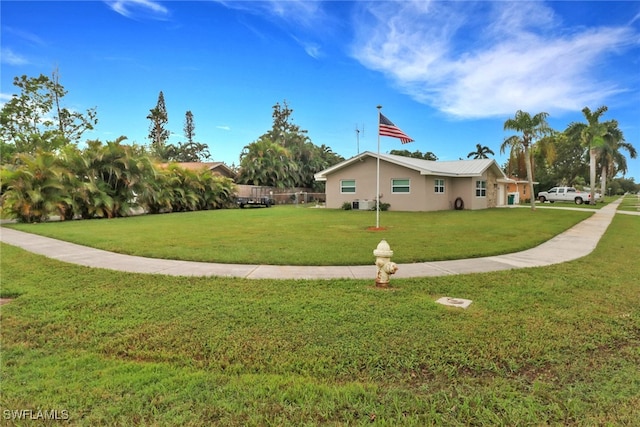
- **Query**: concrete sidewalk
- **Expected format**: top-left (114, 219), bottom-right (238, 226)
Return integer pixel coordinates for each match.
top-left (0, 200), bottom-right (628, 280)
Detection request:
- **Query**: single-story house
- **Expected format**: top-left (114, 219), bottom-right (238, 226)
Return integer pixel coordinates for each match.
top-left (158, 162), bottom-right (236, 179)
top-left (314, 151), bottom-right (514, 211)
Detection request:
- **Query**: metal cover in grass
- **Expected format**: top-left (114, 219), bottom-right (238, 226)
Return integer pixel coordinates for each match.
top-left (436, 297), bottom-right (472, 309)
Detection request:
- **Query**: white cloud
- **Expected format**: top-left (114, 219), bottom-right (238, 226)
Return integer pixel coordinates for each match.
top-left (3, 27), bottom-right (46, 47)
top-left (217, 125), bottom-right (231, 131)
top-left (303, 43), bottom-right (321, 59)
top-left (291, 35), bottom-right (322, 59)
top-left (215, 0), bottom-right (329, 58)
top-left (351, 1), bottom-right (639, 119)
top-left (216, 0), bottom-right (324, 29)
top-left (104, 0), bottom-right (170, 20)
top-left (1, 47), bottom-right (29, 65)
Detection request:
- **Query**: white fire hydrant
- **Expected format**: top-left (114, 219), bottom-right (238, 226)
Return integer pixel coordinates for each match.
top-left (374, 239), bottom-right (398, 287)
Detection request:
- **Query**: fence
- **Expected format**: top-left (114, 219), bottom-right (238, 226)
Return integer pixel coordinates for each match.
top-left (234, 185), bottom-right (325, 206)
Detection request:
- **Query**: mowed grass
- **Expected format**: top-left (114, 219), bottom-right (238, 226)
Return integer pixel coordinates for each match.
top-left (4, 206), bottom-right (593, 265)
top-left (618, 193), bottom-right (640, 212)
top-left (1, 213), bottom-right (639, 425)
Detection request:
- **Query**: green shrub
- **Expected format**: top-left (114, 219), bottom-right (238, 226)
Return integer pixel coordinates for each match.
top-left (341, 201), bottom-right (352, 210)
top-left (371, 202), bottom-right (390, 211)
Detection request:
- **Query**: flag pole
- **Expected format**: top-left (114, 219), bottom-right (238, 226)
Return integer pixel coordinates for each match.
top-left (376, 105), bottom-right (382, 229)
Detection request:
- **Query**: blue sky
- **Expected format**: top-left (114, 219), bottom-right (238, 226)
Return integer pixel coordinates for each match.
top-left (2, 0), bottom-right (639, 182)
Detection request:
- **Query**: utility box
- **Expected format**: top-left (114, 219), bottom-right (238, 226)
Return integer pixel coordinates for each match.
top-left (359, 200), bottom-right (376, 210)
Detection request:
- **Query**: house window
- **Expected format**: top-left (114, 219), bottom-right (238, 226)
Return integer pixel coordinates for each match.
top-left (341, 179), bottom-right (356, 193)
top-left (476, 180), bottom-right (486, 197)
top-left (392, 179), bottom-right (410, 193)
top-left (434, 179), bottom-right (445, 193)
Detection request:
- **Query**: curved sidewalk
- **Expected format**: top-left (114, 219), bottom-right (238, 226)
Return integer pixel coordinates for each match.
top-left (0, 200), bottom-right (629, 280)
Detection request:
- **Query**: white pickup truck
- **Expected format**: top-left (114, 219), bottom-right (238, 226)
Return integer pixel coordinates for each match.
top-left (537, 186), bottom-right (601, 205)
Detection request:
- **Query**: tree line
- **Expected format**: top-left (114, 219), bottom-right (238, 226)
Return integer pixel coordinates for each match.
top-left (426, 112), bottom-right (637, 206)
top-left (146, 91), bottom-right (212, 162)
top-left (0, 72), bottom-right (345, 222)
top-left (1, 139), bottom-right (236, 223)
top-left (499, 108), bottom-right (637, 208)
top-left (235, 100), bottom-right (344, 191)
top-left (391, 113), bottom-right (637, 206)
top-left (146, 94), bottom-right (345, 190)
top-left (0, 73), bottom-right (230, 223)
top-left (1, 71), bottom-right (637, 221)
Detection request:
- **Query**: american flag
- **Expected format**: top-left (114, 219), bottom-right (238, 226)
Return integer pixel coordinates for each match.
top-left (378, 113), bottom-right (414, 144)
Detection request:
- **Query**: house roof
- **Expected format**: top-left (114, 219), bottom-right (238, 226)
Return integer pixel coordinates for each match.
top-left (158, 162), bottom-right (235, 177)
top-left (314, 151), bottom-right (507, 181)
top-left (504, 176), bottom-right (539, 184)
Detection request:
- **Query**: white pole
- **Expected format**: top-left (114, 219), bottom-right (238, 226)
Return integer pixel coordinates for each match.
top-left (376, 105), bottom-right (382, 228)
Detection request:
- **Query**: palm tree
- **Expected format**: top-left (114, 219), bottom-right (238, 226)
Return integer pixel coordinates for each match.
top-left (237, 137), bottom-right (297, 188)
top-left (0, 151), bottom-right (70, 222)
top-left (197, 171), bottom-right (235, 210)
top-left (136, 167), bottom-right (174, 214)
top-left (501, 110), bottom-right (551, 210)
top-left (597, 120), bottom-right (637, 198)
top-left (467, 143), bottom-right (495, 159)
top-left (565, 106), bottom-right (609, 204)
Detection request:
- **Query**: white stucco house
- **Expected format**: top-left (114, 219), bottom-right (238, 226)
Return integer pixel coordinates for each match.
top-left (314, 151), bottom-right (514, 211)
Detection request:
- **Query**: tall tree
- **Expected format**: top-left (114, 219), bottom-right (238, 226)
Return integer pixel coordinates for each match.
top-left (597, 120), bottom-right (637, 198)
top-left (238, 100), bottom-right (341, 189)
top-left (237, 136), bottom-right (297, 188)
top-left (184, 110), bottom-right (195, 144)
top-left (467, 143), bottom-right (494, 159)
top-left (565, 106), bottom-right (609, 204)
top-left (501, 110), bottom-right (552, 210)
top-left (0, 73), bottom-right (97, 162)
top-left (503, 145), bottom-right (527, 179)
top-left (543, 132), bottom-right (586, 187)
top-left (268, 100), bottom-right (305, 141)
top-left (51, 68), bottom-right (98, 144)
top-left (172, 110), bottom-right (211, 162)
top-left (147, 91), bottom-right (170, 160)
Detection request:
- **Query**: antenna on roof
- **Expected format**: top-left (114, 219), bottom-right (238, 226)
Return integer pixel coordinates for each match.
top-left (355, 124), bottom-right (364, 154)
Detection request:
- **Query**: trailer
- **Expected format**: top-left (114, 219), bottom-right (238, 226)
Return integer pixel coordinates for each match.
top-left (236, 186), bottom-right (275, 208)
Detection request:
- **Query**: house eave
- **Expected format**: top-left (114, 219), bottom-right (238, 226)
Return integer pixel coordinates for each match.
top-left (314, 151), bottom-right (508, 181)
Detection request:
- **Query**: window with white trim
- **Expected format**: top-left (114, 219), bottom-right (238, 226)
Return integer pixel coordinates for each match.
top-left (475, 180), bottom-right (486, 197)
top-left (340, 179), bottom-right (356, 193)
top-left (391, 178), bottom-right (410, 193)
top-left (434, 179), bottom-right (445, 193)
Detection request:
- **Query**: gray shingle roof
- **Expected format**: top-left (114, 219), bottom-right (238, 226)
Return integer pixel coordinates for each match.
top-left (315, 151), bottom-right (505, 180)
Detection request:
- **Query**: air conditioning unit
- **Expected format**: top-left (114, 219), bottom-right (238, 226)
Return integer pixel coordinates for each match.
top-left (359, 200), bottom-right (376, 210)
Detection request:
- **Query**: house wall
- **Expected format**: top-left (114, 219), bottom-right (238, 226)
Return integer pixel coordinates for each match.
top-left (506, 181), bottom-right (532, 202)
top-left (463, 169), bottom-right (499, 210)
top-left (324, 156), bottom-right (394, 209)
top-left (324, 158), bottom-right (501, 211)
top-left (486, 170), bottom-right (499, 208)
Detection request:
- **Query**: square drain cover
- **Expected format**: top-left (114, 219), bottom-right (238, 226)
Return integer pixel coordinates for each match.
top-left (436, 297), bottom-right (472, 309)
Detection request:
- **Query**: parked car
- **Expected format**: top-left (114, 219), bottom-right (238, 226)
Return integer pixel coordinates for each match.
top-left (537, 186), bottom-right (601, 205)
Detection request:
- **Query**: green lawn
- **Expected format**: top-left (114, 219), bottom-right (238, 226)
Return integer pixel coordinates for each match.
top-left (617, 193), bottom-right (640, 212)
top-left (4, 206), bottom-right (593, 265)
top-left (1, 212), bottom-right (639, 425)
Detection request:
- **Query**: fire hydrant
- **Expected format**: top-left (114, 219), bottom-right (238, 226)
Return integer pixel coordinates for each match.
top-left (374, 239), bottom-right (398, 287)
